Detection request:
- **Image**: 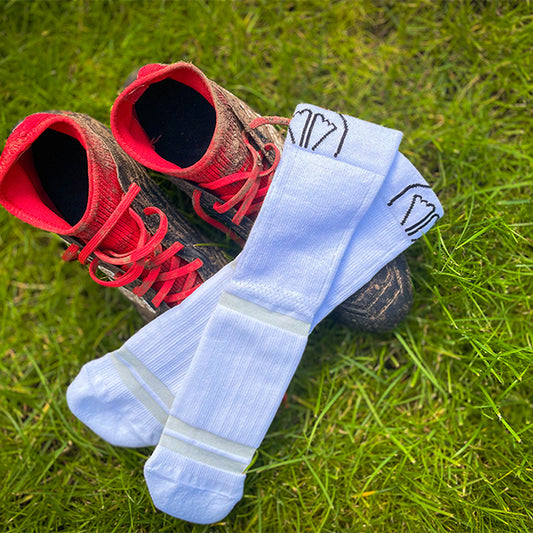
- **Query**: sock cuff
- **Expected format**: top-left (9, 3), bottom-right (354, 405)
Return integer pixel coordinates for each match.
top-left (287, 103), bottom-right (403, 175)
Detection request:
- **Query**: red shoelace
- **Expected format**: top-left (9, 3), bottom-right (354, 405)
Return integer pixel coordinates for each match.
top-left (192, 116), bottom-right (290, 245)
top-left (62, 183), bottom-right (202, 307)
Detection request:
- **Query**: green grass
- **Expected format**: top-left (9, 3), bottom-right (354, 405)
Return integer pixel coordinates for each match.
top-left (1, 0), bottom-right (532, 531)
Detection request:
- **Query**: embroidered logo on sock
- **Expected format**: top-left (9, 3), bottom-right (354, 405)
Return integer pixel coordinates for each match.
top-left (288, 107), bottom-right (348, 157)
top-left (387, 184), bottom-right (441, 240)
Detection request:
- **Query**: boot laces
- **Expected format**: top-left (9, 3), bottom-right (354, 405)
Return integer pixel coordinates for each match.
top-left (62, 183), bottom-right (202, 307)
top-left (192, 116), bottom-right (290, 245)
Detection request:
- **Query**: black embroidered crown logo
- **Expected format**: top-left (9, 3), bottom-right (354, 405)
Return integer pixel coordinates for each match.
top-left (388, 184), bottom-right (441, 240)
top-left (288, 107), bottom-right (348, 158)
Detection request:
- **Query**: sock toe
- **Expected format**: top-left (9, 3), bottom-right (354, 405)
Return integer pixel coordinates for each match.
top-left (67, 356), bottom-right (163, 447)
top-left (144, 447), bottom-right (245, 524)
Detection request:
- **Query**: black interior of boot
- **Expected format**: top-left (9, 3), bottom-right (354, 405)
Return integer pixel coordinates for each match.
top-left (32, 129), bottom-right (89, 226)
top-left (134, 78), bottom-right (216, 168)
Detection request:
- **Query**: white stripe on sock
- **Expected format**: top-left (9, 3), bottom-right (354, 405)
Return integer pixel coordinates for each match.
top-left (159, 433), bottom-right (249, 475)
top-left (109, 352), bottom-right (168, 425)
top-left (166, 416), bottom-right (255, 463)
top-left (219, 292), bottom-right (311, 336)
top-left (116, 346), bottom-right (174, 408)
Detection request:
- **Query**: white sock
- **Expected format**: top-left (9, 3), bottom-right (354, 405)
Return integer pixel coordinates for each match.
top-left (142, 104), bottom-right (410, 523)
top-left (142, 165), bottom-right (442, 524)
top-left (67, 142), bottom-right (441, 451)
top-left (67, 262), bottom-right (235, 447)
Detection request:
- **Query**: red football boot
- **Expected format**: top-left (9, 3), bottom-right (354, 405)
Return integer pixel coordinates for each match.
top-left (0, 111), bottom-right (227, 320)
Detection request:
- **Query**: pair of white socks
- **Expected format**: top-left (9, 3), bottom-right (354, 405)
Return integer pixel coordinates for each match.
top-left (67, 103), bottom-right (443, 524)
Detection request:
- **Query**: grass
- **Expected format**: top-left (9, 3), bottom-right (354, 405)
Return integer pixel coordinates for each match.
top-left (0, 0), bottom-right (532, 531)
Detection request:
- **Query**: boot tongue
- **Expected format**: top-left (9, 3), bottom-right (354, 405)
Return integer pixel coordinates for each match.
top-left (66, 143), bottom-right (143, 255)
top-left (69, 141), bottom-right (202, 301)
